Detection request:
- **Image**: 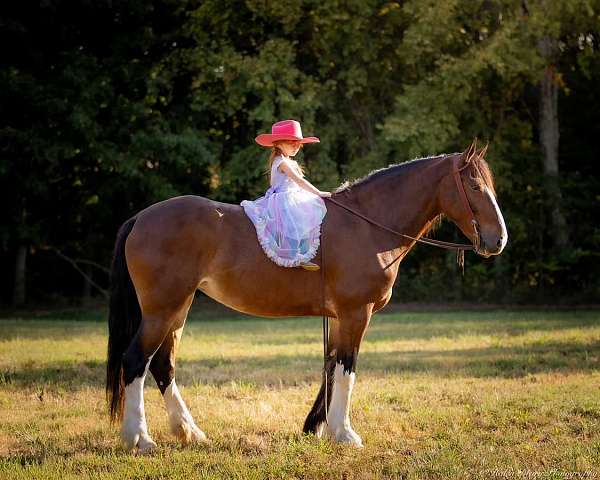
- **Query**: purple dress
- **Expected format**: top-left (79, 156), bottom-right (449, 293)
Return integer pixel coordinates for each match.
top-left (241, 156), bottom-right (327, 267)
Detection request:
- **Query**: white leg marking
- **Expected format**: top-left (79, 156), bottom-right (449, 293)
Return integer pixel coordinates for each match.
top-left (485, 187), bottom-right (508, 252)
top-left (121, 356), bottom-right (156, 453)
top-left (163, 380), bottom-right (207, 444)
top-left (324, 362), bottom-right (363, 447)
top-left (315, 421), bottom-right (325, 439)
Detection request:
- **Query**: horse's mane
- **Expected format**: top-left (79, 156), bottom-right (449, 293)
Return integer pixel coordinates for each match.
top-left (333, 154), bottom-right (451, 194)
top-left (330, 144), bottom-right (496, 239)
top-left (332, 154), bottom-right (450, 240)
top-left (334, 145), bottom-right (496, 197)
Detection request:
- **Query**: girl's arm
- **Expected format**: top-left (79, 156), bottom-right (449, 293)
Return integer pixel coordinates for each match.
top-left (279, 160), bottom-right (331, 197)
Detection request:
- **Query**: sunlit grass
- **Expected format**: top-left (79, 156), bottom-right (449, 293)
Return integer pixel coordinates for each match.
top-left (0, 309), bottom-right (599, 479)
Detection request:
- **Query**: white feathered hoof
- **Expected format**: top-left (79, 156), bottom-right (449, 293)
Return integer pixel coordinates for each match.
top-left (326, 426), bottom-right (364, 448)
top-left (163, 381), bottom-right (208, 445)
top-left (121, 424), bottom-right (157, 453)
top-left (170, 420), bottom-right (208, 445)
top-left (324, 363), bottom-right (364, 448)
top-left (136, 435), bottom-right (158, 455)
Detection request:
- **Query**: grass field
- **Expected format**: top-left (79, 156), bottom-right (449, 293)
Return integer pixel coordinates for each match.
top-left (0, 307), bottom-right (599, 479)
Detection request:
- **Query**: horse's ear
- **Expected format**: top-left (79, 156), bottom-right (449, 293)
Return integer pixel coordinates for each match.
top-left (461, 139), bottom-right (478, 166)
top-left (476, 142), bottom-right (489, 159)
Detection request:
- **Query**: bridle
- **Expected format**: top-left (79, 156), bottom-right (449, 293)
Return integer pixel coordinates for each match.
top-left (319, 153), bottom-right (482, 425)
top-left (452, 155), bottom-right (481, 252)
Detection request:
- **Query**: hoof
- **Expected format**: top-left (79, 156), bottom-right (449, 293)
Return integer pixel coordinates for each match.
top-left (327, 427), bottom-right (364, 448)
top-left (136, 436), bottom-right (157, 455)
top-left (121, 427), bottom-right (157, 453)
top-left (171, 421), bottom-right (208, 445)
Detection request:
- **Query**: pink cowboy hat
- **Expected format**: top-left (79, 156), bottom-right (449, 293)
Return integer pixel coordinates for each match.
top-left (255, 119), bottom-right (320, 147)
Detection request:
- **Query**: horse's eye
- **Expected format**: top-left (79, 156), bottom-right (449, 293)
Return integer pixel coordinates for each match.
top-left (470, 183), bottom-right (482, 192)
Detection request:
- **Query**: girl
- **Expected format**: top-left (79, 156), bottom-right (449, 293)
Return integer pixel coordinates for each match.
top-left (241, 120), bottom-right (331, 271)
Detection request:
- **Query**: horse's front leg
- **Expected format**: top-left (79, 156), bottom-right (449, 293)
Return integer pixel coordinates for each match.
top-left (304, 305), bottom-right (372, 447)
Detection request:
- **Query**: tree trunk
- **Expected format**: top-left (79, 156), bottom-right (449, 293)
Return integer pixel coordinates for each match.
top-left (538, 35), bottom-right (569, 250)
top-left (13, 244), bottom-right (27, 306)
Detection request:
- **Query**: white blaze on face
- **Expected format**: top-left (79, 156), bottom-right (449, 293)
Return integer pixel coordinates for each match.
top-left (121, 356), bottom-right (155, 451)
top-left (163, 380), bottom-right (207, 443)
top-left (484, 186), bottom-right (508, 252)
top-left (325, 362), bottom-right (363, 447)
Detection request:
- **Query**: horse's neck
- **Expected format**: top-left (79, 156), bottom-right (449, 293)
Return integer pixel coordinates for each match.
top-left (348, 156), bottom-right (448, 241)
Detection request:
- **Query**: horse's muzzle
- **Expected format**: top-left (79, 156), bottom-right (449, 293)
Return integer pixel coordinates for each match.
top-left (476, 233), bottom-right (507, 257)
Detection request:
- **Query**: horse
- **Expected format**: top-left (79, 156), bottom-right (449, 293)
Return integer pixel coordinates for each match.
top-left (106, 142), bottom-right (507, 452)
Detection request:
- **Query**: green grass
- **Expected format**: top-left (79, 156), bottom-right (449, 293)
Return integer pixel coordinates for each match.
top-left (0, 308), bottom-right (599, 479)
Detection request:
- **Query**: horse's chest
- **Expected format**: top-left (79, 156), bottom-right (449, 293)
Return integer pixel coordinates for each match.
top-left (331, 253), bottom-right (398, 305)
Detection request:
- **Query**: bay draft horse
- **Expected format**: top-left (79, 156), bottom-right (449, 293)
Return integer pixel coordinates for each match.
top-left (106, 143), bottom-right (507, 452)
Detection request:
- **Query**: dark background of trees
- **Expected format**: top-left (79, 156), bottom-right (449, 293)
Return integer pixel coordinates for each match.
top-left (1, 0), bottom-right (598, 308)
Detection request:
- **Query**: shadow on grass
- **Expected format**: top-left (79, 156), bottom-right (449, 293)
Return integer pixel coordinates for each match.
top-left (183, 310), bottom-right (600, 345)
top-left (174, 339), bottom-right (600, 384)
top-left (0, 309), bottom-right (597, 342)
top-left (3, 339), bottom-right (598, 392)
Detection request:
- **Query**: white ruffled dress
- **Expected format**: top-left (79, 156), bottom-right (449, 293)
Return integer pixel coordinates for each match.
top-left (241, 156), bottom-right (327, 267)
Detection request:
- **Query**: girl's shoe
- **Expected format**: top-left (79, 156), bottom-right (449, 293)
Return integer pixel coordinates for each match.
top-left (300, 262), bottom-right (320, 271)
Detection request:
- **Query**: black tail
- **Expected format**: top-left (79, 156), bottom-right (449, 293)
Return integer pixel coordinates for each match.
top-left (106, 216), bottom-right (141, 423)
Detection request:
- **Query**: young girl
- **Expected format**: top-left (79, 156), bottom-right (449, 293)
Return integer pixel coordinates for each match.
top-left (241, 120), bottom-right (331, 271)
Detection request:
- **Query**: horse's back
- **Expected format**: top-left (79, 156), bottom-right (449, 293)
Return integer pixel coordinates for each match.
top-left (131, 195), bottom-right (248, 239)
top-left (136, 194), bottom-right (240, 218)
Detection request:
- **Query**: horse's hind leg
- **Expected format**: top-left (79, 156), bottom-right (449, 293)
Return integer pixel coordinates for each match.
top-left (120, 314), bottom-right (173, 452)
top-left (150, 324), bottom-right (207, 444)
top-left (120, 293), bottom-right (194, 453)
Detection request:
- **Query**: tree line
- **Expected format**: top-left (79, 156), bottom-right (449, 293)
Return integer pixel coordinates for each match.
top-left (1, 0), bottom-right (598, 307)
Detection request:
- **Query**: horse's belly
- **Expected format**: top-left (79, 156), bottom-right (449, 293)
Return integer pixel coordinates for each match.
top-left (197, 276), bottom-right (321, 318)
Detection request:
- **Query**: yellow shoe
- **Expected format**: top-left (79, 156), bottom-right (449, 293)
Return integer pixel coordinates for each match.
top-left (300, 262), bottom-right (320, 271)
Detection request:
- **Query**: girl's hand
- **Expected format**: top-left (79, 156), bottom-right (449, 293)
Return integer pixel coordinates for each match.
top-left (279, 160), bottom-right (332, 197)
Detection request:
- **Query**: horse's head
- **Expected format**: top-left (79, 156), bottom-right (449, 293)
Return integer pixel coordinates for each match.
top-left (439, 142), bottom-right (508, 257)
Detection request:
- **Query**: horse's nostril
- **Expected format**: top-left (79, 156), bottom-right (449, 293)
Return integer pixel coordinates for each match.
top-left (497, 238), bottom-right (504, 249)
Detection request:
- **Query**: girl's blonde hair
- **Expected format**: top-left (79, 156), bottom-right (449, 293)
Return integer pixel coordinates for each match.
top-left (266, 141), bottom-right (304, 179)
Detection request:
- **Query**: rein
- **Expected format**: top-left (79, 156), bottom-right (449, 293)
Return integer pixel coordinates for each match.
top-left (320, 243), bottom-right (329, 426)
top-left (325, 197), bottom-right (475, 251)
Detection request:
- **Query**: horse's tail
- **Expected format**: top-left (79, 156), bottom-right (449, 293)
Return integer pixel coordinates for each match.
top-left (106, 216), bottom-right (140, 423)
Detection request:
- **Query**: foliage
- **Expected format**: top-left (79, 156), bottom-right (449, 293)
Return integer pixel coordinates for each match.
top-left (1, 0), bottom-right (599, 304)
